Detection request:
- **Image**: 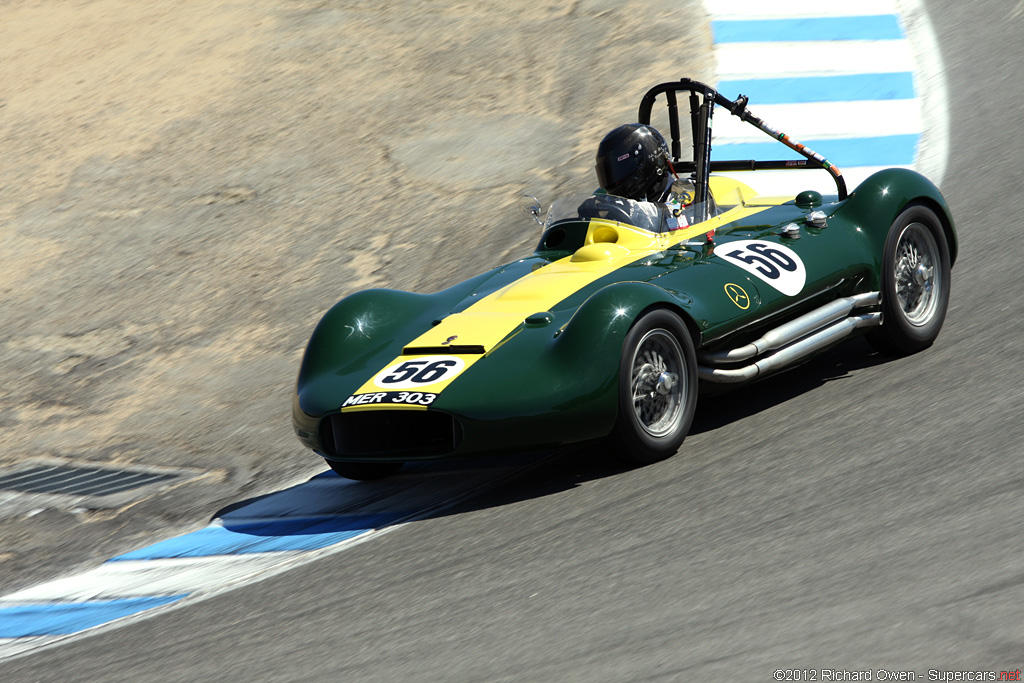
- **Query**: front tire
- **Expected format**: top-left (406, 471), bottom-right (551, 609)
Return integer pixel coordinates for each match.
top-left (868, 204), bottom-right (951, 355)
top-left (325, 459), bottom-right (403, 481)
top-left (609, 309), bottom-right (698, 465)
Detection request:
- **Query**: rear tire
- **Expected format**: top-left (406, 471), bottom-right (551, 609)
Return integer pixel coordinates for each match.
top-left (867, 204), bottom-right (951, 355)
top-left (609, 309), bottom-right (698, 465)
top-left (325, 459), bottom-right (403, 481)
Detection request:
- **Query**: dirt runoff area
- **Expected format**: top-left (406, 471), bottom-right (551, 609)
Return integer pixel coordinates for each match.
top-left (0, 0), bottom-right (713, 593)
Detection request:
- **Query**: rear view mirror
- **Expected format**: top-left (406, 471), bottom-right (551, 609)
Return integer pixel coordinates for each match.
top-left (519, 194), bottom-right (543, 225)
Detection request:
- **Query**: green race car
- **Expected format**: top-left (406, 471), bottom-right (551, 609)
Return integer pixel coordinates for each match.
top-left (293, 78), bottom-right (956, 480)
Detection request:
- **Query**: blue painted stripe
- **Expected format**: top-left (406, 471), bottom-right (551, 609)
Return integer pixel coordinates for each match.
top-left (713, 134), bottom-right (918, 167)
top-left (716, 73), bottom-right (916, 104)
top-left (110, 512), bottom-right (409, 560)
top-left (712, 15), bottom-right (904, 42)
top-left (0, 596), bottom-right (186, 637)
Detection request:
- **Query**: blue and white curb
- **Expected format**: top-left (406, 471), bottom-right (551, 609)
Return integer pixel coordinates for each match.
top-left (0, 457), bottom-right (544, 659)
top-left (703, 0), bottom-right (948, 195)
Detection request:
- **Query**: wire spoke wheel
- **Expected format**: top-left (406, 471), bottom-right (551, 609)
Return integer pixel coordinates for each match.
top-left (868, 203), bottom-right (952, 356)
top-left (630, 330), bottom-right (684, 438)
top-left (893, 222), bottom-right (941, 327)
top-left (610, 309), bottom-right (697, 465)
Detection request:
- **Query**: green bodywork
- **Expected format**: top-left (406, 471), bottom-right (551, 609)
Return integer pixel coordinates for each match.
top-left (293, 167), bottom-right (955, 462)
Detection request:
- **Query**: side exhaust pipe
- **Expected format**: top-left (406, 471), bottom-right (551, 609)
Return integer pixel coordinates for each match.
top-left (697, 293), bottom-right (881, 384)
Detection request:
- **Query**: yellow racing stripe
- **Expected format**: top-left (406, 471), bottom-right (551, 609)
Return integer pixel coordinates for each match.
top-left (343, 189), bottom-right (777, 411)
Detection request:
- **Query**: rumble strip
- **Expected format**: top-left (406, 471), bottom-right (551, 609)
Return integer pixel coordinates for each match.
top-left (0, 455), bottom-right (553, 660)
top-left (704, 0), bottom-right (948, 193)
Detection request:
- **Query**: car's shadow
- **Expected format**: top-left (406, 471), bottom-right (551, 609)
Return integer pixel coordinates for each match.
top-left (689, 335), bottom-right (887, 435)
top-left (212, 337), bottom-right (893, 539)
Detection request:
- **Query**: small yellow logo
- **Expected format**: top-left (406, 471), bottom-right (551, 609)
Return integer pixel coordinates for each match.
top-left (725, 283), bottom-right (750, 309)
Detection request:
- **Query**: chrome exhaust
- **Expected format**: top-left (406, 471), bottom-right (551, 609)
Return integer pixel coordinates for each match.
top-left (697, 293), bottom-right (881, 384)
top-left (699, 292), bottom-right (880, 364)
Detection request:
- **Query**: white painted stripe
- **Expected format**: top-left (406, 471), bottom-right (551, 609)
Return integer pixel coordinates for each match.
top-left (0, 636), bottom-right (62, 658)
top-left (706, 0), bottom-right (899, 20)
top-left (712, 100), bottom-right (923, 143)
top-left (706, 0), bottom-right (947, 189)
top-left (704, 0), bottom-right (933, 193)
top-left (0, 453), bottom-right (556, 660)
top-left (715, 41), bottom-right (914, 79)
top-left (0, 555), bottom-right (296, 603)
top-left (895, 0), bottom-right (949, 185)
top-left (0, 519), bottom-right (404, 660)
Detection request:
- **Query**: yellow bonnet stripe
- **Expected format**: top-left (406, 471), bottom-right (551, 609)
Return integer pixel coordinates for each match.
top-left (344, 199), bottom-right (774, 410)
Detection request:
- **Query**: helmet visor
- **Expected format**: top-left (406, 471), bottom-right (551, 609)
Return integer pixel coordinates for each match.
top-left (595, 151), bottom-right (640, 197)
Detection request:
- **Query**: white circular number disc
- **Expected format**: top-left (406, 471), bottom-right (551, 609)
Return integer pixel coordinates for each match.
top-left (718, 239), bottom-right (806, 296)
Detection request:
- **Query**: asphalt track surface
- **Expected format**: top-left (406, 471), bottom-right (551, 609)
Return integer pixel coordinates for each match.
top-left (3, 0), bottom-right (1023, 679)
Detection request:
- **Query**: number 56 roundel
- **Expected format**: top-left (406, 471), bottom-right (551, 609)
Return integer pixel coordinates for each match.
top-left (718, 239), bottom-right (807, 297)
top-left (372, 355), bottom-right (467, 390)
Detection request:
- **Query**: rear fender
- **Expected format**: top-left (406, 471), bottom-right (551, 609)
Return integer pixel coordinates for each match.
top-left (838, 168), bottom-right (957, 266)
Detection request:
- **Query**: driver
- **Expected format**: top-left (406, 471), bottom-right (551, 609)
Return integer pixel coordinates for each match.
top-left (590, 123), bottom-right (693, 231)
top-left (594, 123), bottom-right (673, 202)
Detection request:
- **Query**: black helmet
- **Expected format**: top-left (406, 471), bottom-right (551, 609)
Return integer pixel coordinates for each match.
top-left (595, 124), bottom-right (671, 201)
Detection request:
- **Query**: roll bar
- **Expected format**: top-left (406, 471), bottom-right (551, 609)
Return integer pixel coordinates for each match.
top-left (638, 78), bottom-right (848, 203)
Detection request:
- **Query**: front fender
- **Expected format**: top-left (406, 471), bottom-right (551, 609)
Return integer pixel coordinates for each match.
top-left (297, 289), bottom-right (438, 390)
top-left (431, 280), bottom-right (692, 451)
top-left (293, 268), bottom-right (503, 428)
top-left (295, 266), bottom-right (505, 394)
top-left (293, 288), bottom-right (446, 449)
top-left (554, 280), bottom-right (693, 364)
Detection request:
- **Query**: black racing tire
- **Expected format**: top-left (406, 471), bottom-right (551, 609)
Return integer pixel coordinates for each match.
top-left (867, 203), bottom-right (952, 356)
top-left (325, 459), bottom-right (403, 481)
top-left (608, 309), bottom-right (698, 465)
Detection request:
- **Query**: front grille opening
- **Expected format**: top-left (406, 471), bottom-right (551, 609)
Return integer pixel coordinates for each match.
top-left (321, 410), bottom-right (462, 457)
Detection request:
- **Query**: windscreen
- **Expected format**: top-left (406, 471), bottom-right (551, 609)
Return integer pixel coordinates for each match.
top-left (544, 192), bottom-right (713, 234)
